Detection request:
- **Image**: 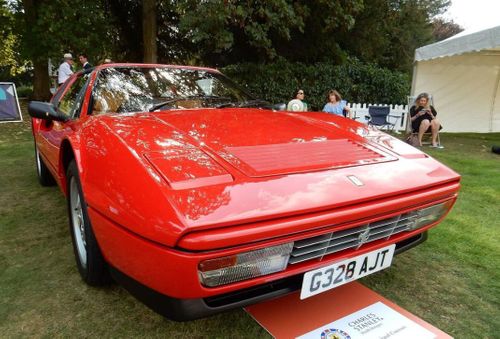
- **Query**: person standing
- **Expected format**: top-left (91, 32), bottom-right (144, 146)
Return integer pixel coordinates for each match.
top-left (79, 54), bottom-right (92, 70)
top-left (57, 53), bottom-right (74, 86)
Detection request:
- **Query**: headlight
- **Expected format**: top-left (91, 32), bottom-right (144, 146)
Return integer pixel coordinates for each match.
top-left (198, 243), bottom-right (294, 287)
top-left (407, 200), bottom-right (454, 231)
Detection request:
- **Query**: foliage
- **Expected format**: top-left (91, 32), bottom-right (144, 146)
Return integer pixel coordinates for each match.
top-left (178, 0), bottom-right (363, 65)
top-left (337, 0), bottom-right (451, 72)
top-left (4, 0), bottom-right (456, 98)
top-left (97, 0), bottom-right (450, 70)
top-left (15, 0), bottom-right (117, 65)
top-left (223, 58), bottom-right (410, 109)
top-left (0, 33), bottom-right (21, 73)
top-left (7, 0), bottom-right (120, 99)
top-left (15, 85), bottom-right (33, 98)
top-left (273, 0), bottom-right (363, 64)
top-left (106, 0), bottom-right (143, 62)
top-left (432, 18), bottom-right (463, 41)
top-left (0, 0), bottom-right (25, 75)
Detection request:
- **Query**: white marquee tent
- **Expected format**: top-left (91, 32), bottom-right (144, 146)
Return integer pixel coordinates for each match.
top-left (411, 25), bottom-right (500, 132)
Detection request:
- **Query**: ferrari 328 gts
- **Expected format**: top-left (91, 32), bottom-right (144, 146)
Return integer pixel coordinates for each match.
top-left (28, 64), bottom-right (460, 321)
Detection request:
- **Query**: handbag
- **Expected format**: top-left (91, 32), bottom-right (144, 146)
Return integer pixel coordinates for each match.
top-left (405, 134), bottom-right (420, 147)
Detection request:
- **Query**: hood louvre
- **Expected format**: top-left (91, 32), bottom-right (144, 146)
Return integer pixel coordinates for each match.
top-left (224, 139), bottom-right (393, 177)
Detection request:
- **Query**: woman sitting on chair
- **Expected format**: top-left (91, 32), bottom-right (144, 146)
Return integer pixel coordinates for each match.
top-left (410, 93), bottom-right (441, 147)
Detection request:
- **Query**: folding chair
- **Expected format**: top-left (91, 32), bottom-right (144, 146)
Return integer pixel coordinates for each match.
top-left (365, 106), bottom-right (400, 131)
top-left (406, 95), bottom-right (442, 147)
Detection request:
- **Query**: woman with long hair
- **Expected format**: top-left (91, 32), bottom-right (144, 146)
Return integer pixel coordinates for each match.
top-left (410, 93), bottom-right (441, 147)
top-left (287, 89), bottom-right (308, 111)
top-left (322, 89), bottom-right (351, 118)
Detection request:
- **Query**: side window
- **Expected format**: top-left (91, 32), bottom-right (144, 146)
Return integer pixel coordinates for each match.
top-left (51, 82), bottom-right (70, 105)
top-left (57, 74), bottom-right (90, 118)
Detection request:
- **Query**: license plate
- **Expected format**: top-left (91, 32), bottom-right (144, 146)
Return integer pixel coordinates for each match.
top-left (300, 244), bottom-right (396, 299)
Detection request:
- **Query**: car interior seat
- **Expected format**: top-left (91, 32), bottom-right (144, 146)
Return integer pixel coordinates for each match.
top-left (93, 88), bottom-right (125, 114)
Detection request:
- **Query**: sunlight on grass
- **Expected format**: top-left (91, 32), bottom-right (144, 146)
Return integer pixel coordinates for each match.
top-left (1, 108), bottom-right (499, 337)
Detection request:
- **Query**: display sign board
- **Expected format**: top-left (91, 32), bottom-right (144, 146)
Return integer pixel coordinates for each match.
top-left (0, 82), bottom-right (23, 123)
top-left (245, 282), bottom-right (452, 339)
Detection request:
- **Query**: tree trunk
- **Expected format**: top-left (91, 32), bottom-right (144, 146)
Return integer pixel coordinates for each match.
top-left (142, 0), bottom-right (157, 63)
top-left (22, 0), bottom-right (51, 100)
top-left (32, 59), bottom-right (52, 101)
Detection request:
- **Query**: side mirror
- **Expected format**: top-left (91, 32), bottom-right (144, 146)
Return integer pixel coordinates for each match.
top-left (28, 101), bottom-right (68, 122)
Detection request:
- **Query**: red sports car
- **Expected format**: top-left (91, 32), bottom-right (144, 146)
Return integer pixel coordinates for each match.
top-left (28, 64), bottom-right (460, 321)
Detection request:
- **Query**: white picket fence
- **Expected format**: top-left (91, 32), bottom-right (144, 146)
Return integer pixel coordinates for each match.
top-left (347, 103), bottom-right (409, 132)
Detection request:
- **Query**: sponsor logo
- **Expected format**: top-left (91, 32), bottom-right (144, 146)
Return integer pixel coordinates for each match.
top-left (320, 328), bottom-right (351, 339)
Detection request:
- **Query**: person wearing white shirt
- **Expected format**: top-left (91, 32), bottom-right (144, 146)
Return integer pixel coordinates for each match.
top-left (58, 53), bottom-right (74, 85)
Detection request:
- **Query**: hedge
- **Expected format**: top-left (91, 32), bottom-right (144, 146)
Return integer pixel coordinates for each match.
top-left (15, 85), bottom-right (33, 98)
top-left (222, 58), bottom-right (410, 111)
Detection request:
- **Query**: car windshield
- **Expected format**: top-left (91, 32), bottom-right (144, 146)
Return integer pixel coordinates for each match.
top-left (91, 66), bottom-right (264, 114)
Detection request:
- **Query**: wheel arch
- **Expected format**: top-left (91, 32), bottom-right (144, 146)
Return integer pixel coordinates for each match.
top-left (59, 138), bottom-right (80, 195)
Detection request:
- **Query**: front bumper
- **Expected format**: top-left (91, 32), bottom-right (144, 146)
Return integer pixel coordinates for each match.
top-left (109, 231), bottom-right (426, 321)
top-left (89, 180), bottom-right (457, 321)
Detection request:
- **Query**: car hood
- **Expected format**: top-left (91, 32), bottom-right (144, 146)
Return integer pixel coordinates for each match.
top-left (151, 108), bottom-right (398, 176)
top-left (89, 108), bottom-right (459, 245)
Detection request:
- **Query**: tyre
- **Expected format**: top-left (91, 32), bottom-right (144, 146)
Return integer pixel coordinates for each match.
top-left (67, 160), bottom-right (110, 285)
top-left (35, 144), bottom-right (56, 186)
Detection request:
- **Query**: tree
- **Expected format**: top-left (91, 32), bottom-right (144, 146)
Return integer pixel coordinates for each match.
top-left (7, 0), bottom-right (459, 97)
top-left (13, 0), bottom-right (117, 99)
top-left (106, 0), bottom-right (143, 62)
top-left (432, 18), bottom-right (463, 41)
top-left (20, 0), bottom-right (51, 100)
top-left (274, 0), bottom-right (363, 64)
top-left (177, 1), bottom-right (306, 65)
top-left (0, 1), bottom-right (23, 76)
top-left (142, 0), bottom-right (157, 63)
top-left (337, 0), bottom-right (452, 73)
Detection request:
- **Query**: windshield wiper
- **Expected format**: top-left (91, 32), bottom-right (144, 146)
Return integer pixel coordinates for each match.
top-left (148, 95), bottom-right (232, 112)
top-left (215, 99), bottom-right (270, 109)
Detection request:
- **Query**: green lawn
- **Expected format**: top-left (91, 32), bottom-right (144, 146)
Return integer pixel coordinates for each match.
top-left (1, 109), bottom-right (499, 338)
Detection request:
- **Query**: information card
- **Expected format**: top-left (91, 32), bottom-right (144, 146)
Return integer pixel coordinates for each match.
top-left (245, 282), bottom-right (452, 339)
top-left (297, 301), bottom-right (435, 339)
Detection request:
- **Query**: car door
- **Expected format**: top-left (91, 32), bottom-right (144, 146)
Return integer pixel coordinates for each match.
top-left (36, 73), bottom-right (91, 177)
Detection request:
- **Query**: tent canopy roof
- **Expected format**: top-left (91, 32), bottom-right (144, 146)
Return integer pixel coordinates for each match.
top-left (415, 25), bottom-right (500, 61)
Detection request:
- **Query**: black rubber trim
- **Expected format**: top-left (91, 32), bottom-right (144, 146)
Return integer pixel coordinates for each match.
top-left (394, 231), bottom-right (427, 255)
top-left (109, 266), bottom-right (300, 321)
top-left (109, 232), bottom-right (427, 321)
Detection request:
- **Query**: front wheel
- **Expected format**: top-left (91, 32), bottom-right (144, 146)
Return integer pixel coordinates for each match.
top-left (67, 160), bottom-right (110, 286)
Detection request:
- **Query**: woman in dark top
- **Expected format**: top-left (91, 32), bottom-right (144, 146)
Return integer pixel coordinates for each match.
top-left (410, 93), bottom-right (441, 147)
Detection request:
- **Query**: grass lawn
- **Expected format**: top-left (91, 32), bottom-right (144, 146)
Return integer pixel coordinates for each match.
top-left (1, 107), bottom-right (499, 338)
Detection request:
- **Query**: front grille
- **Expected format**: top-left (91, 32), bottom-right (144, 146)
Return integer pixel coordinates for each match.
top-left (289, 211), bottom-right (419, 264)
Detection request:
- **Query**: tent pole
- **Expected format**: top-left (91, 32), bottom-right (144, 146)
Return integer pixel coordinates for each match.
top-left (488, 69), bottom-right (500, 132)
top-left (410, 61), bottom-right (418, 97)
